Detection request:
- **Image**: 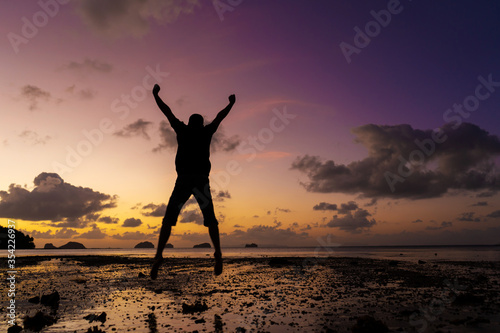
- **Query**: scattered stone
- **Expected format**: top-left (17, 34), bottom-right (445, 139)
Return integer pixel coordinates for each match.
top-left (146, 312), bottom-right (158, 333)
top-left (28, 296), bottom-right (40, 304)
top-left (86, 326), bottom-right (106, 333)
top-left (418, 260), bottom-right (426, 264)
top-left (453, 293), bottom-right (484, 306)
top-left (194, 318), bottom-right (206, 324)
top-left (182, 301), bottom-right (208, 314)
top-left (7, 324), bottom-right (23, 333)
top-left (84, 312), bottom-right (107, 324)
top-left (23, 311), bottom-right (57, 331)
top-left (138, 272), bottom-right (147, 278)
top-left (214, 314), bottom-right (224, 332)
top-left (351, 315), bottom-right (388, 333)
top-left (40, 291), bottom-right (60, 308)
top-left (268, 258), bottom-right (293, 267)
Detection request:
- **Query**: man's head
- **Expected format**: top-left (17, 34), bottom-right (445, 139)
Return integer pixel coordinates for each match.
top-left (188, 114), bottom-right (204, 129)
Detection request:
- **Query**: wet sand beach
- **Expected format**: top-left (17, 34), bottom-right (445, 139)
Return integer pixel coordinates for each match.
top-left (2, 256), bottom-right (500, 332)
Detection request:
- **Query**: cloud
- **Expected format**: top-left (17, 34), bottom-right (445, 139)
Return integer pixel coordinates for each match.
top-left (63, 58), bottom-right (113, 73)
top-left (291, 123), bottom-right (500, 199)
top-left (457, 212), bottom-right (481, 222)
top-left (326, 209), bottom-right (376, 233)
top-left (476, 190), bottom-right (497, 198)
top-left (412, 219), bottom-right (423, 223)
top-left (75, 226), bottom-right (107, 239)
top-left (226, 224), bottom-right (310, 247)
top-left (487, 210), bottom-right (500, 218)
top-left (471, 201), bottom-right (488, 207)
top-left (0, 172), bottom-right (116, 222)
top-left (21, 85), bottom-right (51, 110)
top-left (313, 202), bottom-right (338, 211)
top-left (142, 203), bottom-right (166, 217)
top-left (76, 0), bottom-right (201, 38)
top-left (30, 228), bottom-right (79, 239)
top-left (122, 218), bottom-right (143, 227)
top-left (214, 190), bottom-right (231, 202)
top-left (426, 221), bottom-right (453, 231)
top-left (338, 201), bottom-right (358, 214)
top-left (19, 130), bottom-right (52, 145)
top-left (112, 231), bottom-right (153, 240)
top-left (153, 121), bottom-right (241, 153)
top-left (66, 85), bottom-right (97, 100)
top-left (114, 119), bottom-right (153, 140)
top-left (98, 216), bottom-right (120, 224)
top-left (179, 209), bottom-right (204, 225)
top-left (276, 207), bottom-right (291, 213)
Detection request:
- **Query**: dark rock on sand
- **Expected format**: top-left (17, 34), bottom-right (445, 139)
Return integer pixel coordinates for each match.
top-left (351, 315), bottom-right (388, 333)
top-left (134, 241), bottom-right (154, 248)
top-left (23, 311), bottom-right (57, 331)
top-left (44, 243), bottom-right (57, 249)
top-left (86, 326), bottom-right (106, 333)
top-left (182, 300), bottom-right (208, 314)
top-left (84, 312), bottom-right (107, 324)
top-left (59, 241), bottom-right (86, 249)
top-left (40, 291), bottom-right (60, 308)
top-left (418, 260), bottom-right (426, 264)
top-left (245, 243), bottom-right (258, 247)
top-left (453, 292), bottom-right (485, 306)
top-left (28, 296), bottom-right (40, 304)
top-left (268, 258), bottom-right (293, 267)
top-left (138, 272), bottom-right (147, 278)
top-left (193, 242), bottom-right (211, 248)
top-left (7, 324), bottom-right (22, 333)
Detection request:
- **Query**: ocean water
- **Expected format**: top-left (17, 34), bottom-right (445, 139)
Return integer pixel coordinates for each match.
top-left (11, 245), bottom-right (500, 262)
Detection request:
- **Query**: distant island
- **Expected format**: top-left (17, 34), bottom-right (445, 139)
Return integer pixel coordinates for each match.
top-left (245, 243), bottom-right (258, 248)
top-left (135, 241), bottom-right (154, 248)
top-left (165, 243), bottom-right (174, 248)
top-left (193, 242), bottom-right (211, 248)
top-left (45, 241), bottom-right (86, 249)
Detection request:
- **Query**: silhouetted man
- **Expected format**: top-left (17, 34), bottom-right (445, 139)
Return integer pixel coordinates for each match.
top-left (151, 84), bottom-right (235, 279)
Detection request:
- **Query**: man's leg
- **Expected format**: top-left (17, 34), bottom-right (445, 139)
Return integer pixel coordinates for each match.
top-left (209, 224), bottom-right (223, 275)
top-left (151, 177), bottom-right (191, 279)
top-left (194, 177), bottom-right (223, 275)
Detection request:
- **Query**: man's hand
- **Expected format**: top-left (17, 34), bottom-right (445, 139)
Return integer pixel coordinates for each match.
top-left (228, 94), bottom-right (235, 104)
top-left (153, 84), bottom-right (161, 95)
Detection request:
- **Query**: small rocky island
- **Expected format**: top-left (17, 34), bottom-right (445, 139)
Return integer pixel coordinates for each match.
top-left (245, 243), bottom-right (258, 248)
top-left (193, 242), bottom-right (211, 248)
top-left (44, 243), bottom-right (57, 249)
top-left (58, 242), bottom-right (86, 249)
top-left (134, 241), bottom-right (154, 248)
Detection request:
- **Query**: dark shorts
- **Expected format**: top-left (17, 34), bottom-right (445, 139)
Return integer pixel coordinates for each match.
top-left (163, 175), bottom-right (218, 227)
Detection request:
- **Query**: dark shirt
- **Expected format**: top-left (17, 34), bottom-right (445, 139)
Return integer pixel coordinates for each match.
top-left (171, 119), bottom-right (217, 176)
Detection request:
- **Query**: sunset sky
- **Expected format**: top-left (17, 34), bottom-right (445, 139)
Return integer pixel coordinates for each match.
top-left (1, 0), bottom-right (500, 248)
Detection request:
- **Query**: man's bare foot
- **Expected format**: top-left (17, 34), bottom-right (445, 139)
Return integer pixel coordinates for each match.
top-left (150, 257), bottom-right (163, 280)
top-left (214, 252), bottom-right (223, 276)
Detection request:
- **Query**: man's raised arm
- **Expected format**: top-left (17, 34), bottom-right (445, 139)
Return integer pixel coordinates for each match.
top-left (209, 94), bottom-right (235, 132)
top-left (152, 84), bottom-right (179, 127)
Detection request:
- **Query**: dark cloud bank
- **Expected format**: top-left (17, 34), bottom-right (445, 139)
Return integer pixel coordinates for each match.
top-left (292, 122), bottom-right (500, 199)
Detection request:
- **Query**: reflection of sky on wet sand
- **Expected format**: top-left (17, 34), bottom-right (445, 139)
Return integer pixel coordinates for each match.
top-left (3, 256), bottom-right (500, 332)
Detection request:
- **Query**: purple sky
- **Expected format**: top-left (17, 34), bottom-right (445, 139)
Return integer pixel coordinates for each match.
top-left (1, 0), bottom-right (499, 248)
